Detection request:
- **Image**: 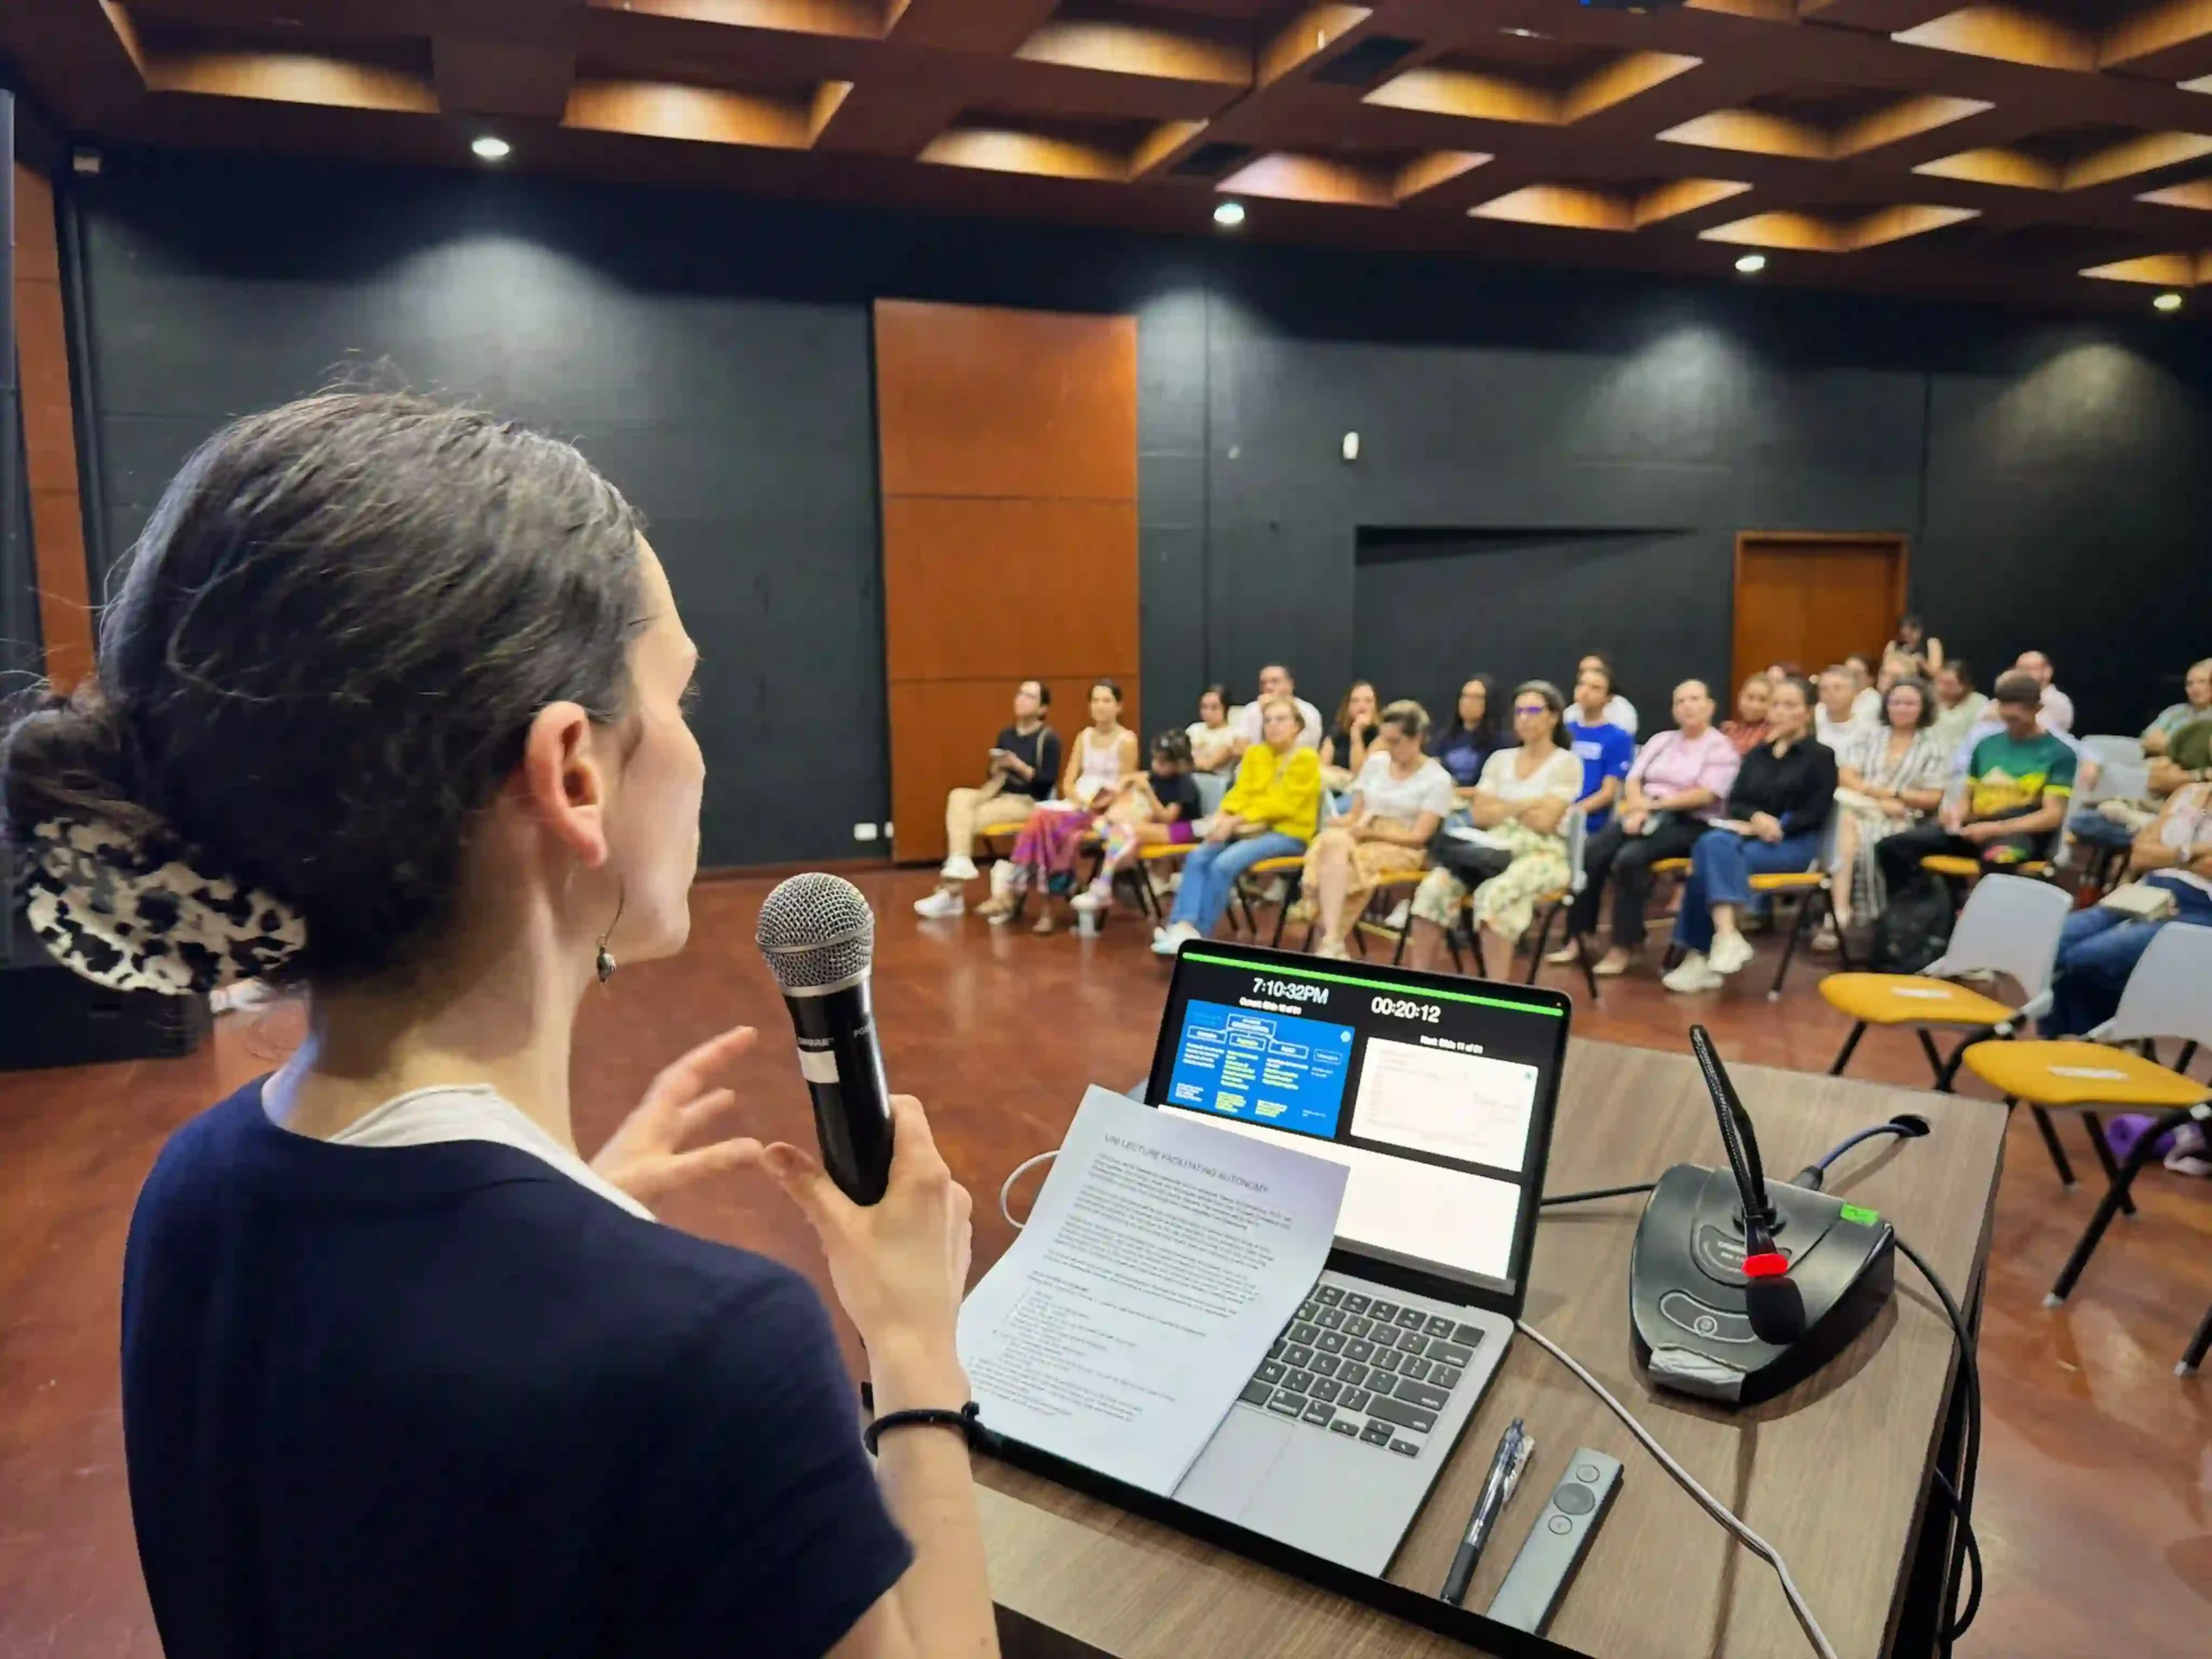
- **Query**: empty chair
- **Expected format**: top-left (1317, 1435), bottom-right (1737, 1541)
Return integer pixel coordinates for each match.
top-left (1819, 874), bottom-right (2074, 1088)
top-left (2081, 734), bottom-right (2147, 768)
top-left (1961, 925), bottom-right (2212, 1376)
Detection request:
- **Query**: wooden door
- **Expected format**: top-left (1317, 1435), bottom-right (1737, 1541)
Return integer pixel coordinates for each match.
top-left (1732, 532), bottom-right (1910, 693)
top-left (874, 301), bottom-right (1139, 865)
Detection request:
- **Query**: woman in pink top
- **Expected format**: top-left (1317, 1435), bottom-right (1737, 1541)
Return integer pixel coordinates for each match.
top-left (1557, 679), bottom-right (1743, 976)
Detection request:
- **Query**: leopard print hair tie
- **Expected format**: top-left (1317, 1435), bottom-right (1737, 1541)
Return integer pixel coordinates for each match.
top-left (22, 818), bottom-right (307, 995)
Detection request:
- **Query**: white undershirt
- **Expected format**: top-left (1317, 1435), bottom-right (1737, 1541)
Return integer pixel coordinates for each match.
top-left (275, 1082), bottom-right (655, 1221)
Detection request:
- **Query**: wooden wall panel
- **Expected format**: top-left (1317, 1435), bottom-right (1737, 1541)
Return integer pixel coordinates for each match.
top-left (13, 163), bottom-right (93, 692)
top-left (882, 496), bottom-right (1138, 683)
top-left (876, 299), bottom-right (1138, 865)
top-left (875, 301), bottom-right (1137, 502)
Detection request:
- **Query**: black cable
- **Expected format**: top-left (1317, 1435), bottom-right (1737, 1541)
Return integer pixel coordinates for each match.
top-left (1929, 1469), bottom-right (1984, 1639)
top-left (1893, 1233), bottom-right (1981, 1648)
top-left (1539, 1181), bottom-right (1656, 1208)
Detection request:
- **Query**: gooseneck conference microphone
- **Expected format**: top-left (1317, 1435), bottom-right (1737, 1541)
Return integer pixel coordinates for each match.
top-left (755, 874), bottom-right (895, 1205)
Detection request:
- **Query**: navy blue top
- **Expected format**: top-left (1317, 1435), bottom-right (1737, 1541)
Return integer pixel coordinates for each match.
top-left (122, 1080), bottom-right (911, 1659)
top-left (1433, 725), bottom-right (1511, 790)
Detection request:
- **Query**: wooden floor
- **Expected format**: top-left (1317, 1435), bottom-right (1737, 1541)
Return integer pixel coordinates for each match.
top-left (1, 869), bottom-right (2207, 1656)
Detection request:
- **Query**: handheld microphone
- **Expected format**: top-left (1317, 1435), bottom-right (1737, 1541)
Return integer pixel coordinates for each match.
top-left (755, 874), bottom-right (894, 1205)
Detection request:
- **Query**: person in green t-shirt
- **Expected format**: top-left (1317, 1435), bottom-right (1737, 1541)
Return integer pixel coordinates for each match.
top-left (1878, 671), bottom-right (2075, 891)
top-left (2152, 714), bottom-right (2212, 794)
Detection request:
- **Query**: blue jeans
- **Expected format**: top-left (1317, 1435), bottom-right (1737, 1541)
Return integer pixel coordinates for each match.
top-left (1167, 832), bottom-right (1306, 934)
top-left (1674, 828), bottom-right (1822, 954)
top-left (2043, 874), bottom-right (2212, 1035)
top-left (2065, 805), bottom-right (2135, 852)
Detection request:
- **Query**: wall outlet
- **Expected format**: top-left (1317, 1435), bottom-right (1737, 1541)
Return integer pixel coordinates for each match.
top-left (852, 823), bottom-right (879, 842)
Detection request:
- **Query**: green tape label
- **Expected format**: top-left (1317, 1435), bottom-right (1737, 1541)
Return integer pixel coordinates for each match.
top-left (1840, 1204), bottom-right (1879, 1226)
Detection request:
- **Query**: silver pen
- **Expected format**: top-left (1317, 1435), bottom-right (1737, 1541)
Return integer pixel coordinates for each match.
top-left (1440, 1418), bottom-right (1534, 1607)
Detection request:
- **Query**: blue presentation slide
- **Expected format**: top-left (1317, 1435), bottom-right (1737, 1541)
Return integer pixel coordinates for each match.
top-left (1166, 999), bottom-right (1355, 1140)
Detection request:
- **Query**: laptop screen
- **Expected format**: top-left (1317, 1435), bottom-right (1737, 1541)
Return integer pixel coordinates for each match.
top-left (1145, 944), bottom-right (1568, 1304)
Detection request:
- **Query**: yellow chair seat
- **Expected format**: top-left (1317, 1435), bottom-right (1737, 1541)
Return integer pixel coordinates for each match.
top-left (1649, 857), bottom-right (1691, 876)
top-left (1750, 870), bottom-right (1824, 893)
top-left (1921, 854), bottom-right (2050, 880)
top-left (1961, 1040), bottom-right (2212, 1109)
top-left (1138, 842), bottom-right (1192, 862)
top-left (1247, 855), bottom-right (1305, 876)
top-left (1820, 972), bottom-right (2015, 1027)
top-left (1370, 868), bottom-right (1428, 890)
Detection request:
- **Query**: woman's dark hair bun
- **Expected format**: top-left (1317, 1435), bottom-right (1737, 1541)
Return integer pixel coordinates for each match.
top-left (3, 389), bottom-right (647, 989)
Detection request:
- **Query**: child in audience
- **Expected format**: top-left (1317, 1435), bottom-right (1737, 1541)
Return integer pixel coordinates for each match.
top-left (1662, 676), bottom-right (1837, 993)
top-left (1721, 673), bottom-right (1773, 755)
top-left (1300, 702), bottom-right (1453, 958)
top-left (1564, 664), bottom-right (1636, 835)
top-left (980, 681), bottom-right (1137, 931)
top-left (1073, 732), bottom-right (1201, 918)
top-left (1407, 681), bottom-right (1582, 976)
top-left (1320, 681), bottom-right (1381, 793)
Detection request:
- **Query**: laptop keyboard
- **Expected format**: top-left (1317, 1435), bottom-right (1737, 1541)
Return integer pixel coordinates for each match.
top-left (1236, 1277), bottom-right (1484, 1457)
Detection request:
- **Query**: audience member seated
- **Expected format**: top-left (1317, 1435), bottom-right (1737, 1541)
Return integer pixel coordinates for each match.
top-left (1720, 673), bottom-right (1773, 755)
top-left (1815, 664), bottom-right (1871, 750)
top-left (978, 681), bottom-right (1137, 931)
top-left (1152, 697), bottom-right (1322, 955)
top-left (1320, 680), bottom-right (1381, 793)
top-left (1882, 613), bottom-right (1944, 678)
top-left (914, 678), bottom-right (1061, 918)
top-left (1928, 660), bottom-right (1987, 756)
top-left (2014, 649), bottom-right (2074, 734)
top-left (1877, 652), bottom-right (1916, 696)
top-left (2151, 713), bottom-right (2212, 799)
top-left (1662, 676), bottom-right (1837, 993)
top-left (1554, 679), bottom-right (1742, 977)
top-left (1577, 652), bottom-right (1638, 735)
top-left (1073, 731), bottom-right (1202, 918)
top-left (1231, 664), bottom-right (1324, 753)
top-left (1948, 678), bottom-right (2089, 790)
top-left (2043, 779), bottom-right (2212, 1036)
top-left (1407, 682), bottom-right (1582, 976)
top-left (1433, 674), bottom-right (1509, 797)
top-left (2065, 657), bottom-right (2212, 860)
top-left (1844, 654), bottom-right (1882, 723)
top-left (1878, 671), bottom-right (2075, 893)
top-left (1300, 702), bottom-right (1454, 959)
top-left (1186, 684), bottom-right (1237, 773)
top-left (1565, 664), bottom-right (1636, 834)
top-left (1825, 677), bottom-right (1950, 939)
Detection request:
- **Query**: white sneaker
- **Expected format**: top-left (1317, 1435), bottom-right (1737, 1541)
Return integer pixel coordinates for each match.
top-left (1383, 899), bottom-right (1409, 929)
top-left (940, 855), bottom-right (979, 883)
top-left (1071, 887), bottom-right (1110, 915)
top-left (912, 887), bottom-right (964, 919)
top-left (1152, 921), bottom-right (1200, 957)
top-left (1316, 937), bottom-right (1349, 960)
top-left (1708, 931), bottom-right (1755, 976)
top-left (1662, 952), bottom-right (1726, 994)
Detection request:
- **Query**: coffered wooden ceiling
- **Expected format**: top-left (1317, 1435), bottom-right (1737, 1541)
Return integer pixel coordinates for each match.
top-left (10, 1), bottom-right (2212, 310)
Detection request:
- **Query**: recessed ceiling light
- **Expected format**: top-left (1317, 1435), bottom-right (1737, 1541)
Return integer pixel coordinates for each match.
top-left (471, 135), bottom-right (512, 162)
top-left (2154, 290), bottom-right (2184, 312)
top-left (1735, 252), bottom-right (1768, 275)
top-left (1213, 200), bottom-right (1246, 228)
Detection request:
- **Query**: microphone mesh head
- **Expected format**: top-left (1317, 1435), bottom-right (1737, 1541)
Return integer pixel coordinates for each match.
top-left (755, 873), bottom-right (875, 991)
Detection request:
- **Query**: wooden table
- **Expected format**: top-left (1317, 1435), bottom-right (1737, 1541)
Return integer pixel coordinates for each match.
top-left (973, 1040), bottom-right (2005, 1659)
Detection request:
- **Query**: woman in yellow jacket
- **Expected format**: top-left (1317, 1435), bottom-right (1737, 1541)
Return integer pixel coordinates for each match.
top-left (1153, 696), bottom-right (1323, 954)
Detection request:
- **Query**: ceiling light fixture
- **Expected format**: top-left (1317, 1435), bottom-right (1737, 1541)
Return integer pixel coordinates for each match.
top-left (1214, 200), bottom-right (1247, 228)
top-left (471, 135), bottom-right (512, 162)
top-left (1499, 27), bottom-right (1552, 38)
top-left (2154, 290), bottom-right (2184, 312)
top-left (1735, 252), bottom-right (1768, 275)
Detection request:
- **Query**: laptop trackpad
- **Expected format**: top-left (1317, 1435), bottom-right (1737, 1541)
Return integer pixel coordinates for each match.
top-left (1175, 1405), bottom-right (1293, 1518)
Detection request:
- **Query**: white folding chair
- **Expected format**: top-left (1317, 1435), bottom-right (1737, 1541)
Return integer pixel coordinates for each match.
top-left (2081, 734), bottom-right (2146, 768)
top-left (1820, 873), bottom-right (2075, 1088)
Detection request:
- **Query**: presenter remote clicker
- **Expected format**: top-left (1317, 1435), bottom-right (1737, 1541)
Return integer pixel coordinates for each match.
top-left (1484, 1448), bottom-right (1621, 1636)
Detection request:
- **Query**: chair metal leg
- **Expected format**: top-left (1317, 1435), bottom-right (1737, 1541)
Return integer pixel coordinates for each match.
top-left (1268, 896), bottom-right (1289, 950)
top-left (2046, 1104), bottom-right (2202, 1306)
top-left (2027, 1104), bottom-right (2078, 1188)
top-left (1578, 933), bottom-right (1600, 1003)
top-left (1768, 891), bottom-right (1816, 1002)
top-left (1915, 1028), bottom-right (1948, 1085)
top-left (2182, 1299), bottom-right (2212, 1377)
top-left (1829, 1022), bottom-right (1867, 1077)
top-left (1522, 906), bottom-right (1555, 987)
top-left (1934, 1032), bottom-right (1984, 1093)
top-left (2179, 1040), bottom-right (2201, 1077)
top-left (2078, 1111), bottom-right (2139, 1217)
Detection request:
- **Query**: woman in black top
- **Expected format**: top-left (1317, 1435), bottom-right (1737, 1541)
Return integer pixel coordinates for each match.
top-left (1320, 679), bottom-right (1381, 793)
top-left (1662, 676), bottom-right (1837, 995)
top-left (2, 392), bottom-right (992, 1659)
top-left (1432, 673), bottom-right (1508, 798)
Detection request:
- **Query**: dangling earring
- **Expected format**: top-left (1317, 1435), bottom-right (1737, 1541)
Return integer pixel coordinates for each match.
top-left (595, 884), bottom-right (626, 985)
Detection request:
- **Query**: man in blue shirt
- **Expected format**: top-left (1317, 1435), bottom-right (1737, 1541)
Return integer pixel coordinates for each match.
top-left (1566, 664), bottom-right (1637, 834)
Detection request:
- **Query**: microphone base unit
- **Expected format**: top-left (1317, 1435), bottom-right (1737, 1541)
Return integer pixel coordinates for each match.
top-left (1629, 1164), bottom-right (1896, 1407)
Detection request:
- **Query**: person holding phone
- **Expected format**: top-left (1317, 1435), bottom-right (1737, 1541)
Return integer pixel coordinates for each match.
top-left (2, 391), bottom-right (996, 1659)
top-left (914, 680), bottom-right (1060, 919)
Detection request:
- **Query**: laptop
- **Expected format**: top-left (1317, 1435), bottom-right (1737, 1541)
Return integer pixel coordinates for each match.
top-left (1142, 938), bottom-right (1569, 1577)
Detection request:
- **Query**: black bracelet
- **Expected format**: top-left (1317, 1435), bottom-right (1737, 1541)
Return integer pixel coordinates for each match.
top-left (862, 1401), bottom-right (981, 1457)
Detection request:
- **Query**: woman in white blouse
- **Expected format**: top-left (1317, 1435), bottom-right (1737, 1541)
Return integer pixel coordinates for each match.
top-left (1299, 702), bottom-right (1455, 959)
top-left (1826, 676), bottom-right (1952, 939)
top-left (1407, 681), bottom-right (1583, 975)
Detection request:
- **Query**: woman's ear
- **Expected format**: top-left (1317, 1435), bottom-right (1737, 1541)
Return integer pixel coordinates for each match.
top-left (515, 701), bottom-right (615, 868)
